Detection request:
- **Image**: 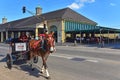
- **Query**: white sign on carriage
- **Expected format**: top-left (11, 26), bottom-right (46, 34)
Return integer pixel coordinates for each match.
top-left (15, 43), bottom-right (27, 51)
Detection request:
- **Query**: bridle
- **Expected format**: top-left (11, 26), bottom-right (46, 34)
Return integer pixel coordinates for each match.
top-left (45, 35), bottom-right (55, 53)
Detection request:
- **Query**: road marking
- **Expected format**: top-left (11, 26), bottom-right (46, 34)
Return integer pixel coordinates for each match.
top-left (51, 54), bottom-right (73, 59)
top-left (86, 59), bottom-right (99, 63)
top-left (51, 53), bottom-right (99, 63)
top-left (51, 53), bottom-right (120, 65)
top-left (0, 46), bottom-right (9, 49)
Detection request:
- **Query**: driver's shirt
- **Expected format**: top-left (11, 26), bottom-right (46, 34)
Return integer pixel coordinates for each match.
top-left (19, 35), bottom-right (28, 42)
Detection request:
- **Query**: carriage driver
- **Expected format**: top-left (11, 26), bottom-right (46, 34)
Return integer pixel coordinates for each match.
top-left (19, 32), bottom-right (28, 42)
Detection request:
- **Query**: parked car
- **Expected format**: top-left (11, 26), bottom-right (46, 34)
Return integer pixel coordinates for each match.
top-left (4, 38), bottom-right (12, 44)
top-left (4, 38), bottom-right (21, 44)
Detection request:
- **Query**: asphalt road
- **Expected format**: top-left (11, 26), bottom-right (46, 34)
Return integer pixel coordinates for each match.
top-left (0, 43), bottom-right (120, 80)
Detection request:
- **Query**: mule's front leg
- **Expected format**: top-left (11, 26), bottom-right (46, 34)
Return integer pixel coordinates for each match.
top-left (46, 68), bottom-right (50, 79)
top-left (42, 56), bottom-right (51, 79)
top-left (41, 64), bottom-right (45, 73)
top-left (44, 63), bottom-right (51, 79)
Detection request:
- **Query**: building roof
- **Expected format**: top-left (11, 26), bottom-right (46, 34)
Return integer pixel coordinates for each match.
top-left (41, 8), bottom-right (97, 25)
top-left (0, 7), bottom-right (97, 31)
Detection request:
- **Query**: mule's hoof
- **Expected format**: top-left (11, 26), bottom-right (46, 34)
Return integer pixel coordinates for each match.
top-left (46, 76), bottom-right (51, 80)
top-left (33, 56), bottom-right (38, 63)
top-left (40, 71), bottom-right (43, 74)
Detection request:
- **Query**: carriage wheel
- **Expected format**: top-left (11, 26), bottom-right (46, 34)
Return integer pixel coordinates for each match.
top-left (33, 56), bottom-right (38, 63)
top-left (6, 54), bottom-right (13, 69)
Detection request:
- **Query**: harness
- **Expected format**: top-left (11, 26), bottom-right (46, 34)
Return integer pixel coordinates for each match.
top-left (31, 33), bottom-right (55, 53)
top-left (32, 34), bottom-right (46, 50)
top-left (33, 40), bottom-right (41, 49)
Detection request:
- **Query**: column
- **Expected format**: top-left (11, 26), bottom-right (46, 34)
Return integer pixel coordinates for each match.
top-left (61, 20), bottom-right (65, 43)
top-left (6, 31), bottom-right (8, 40)
top-left (11, 32), bottom-right (14, 38)
top-left (108, 30), bottom-right (109, 44)
top-left (91, 33), bottom-right (95, 37)
top-left (1, 32), bottom-right (3, 42)
top-left (44, 20), bottom-right (48, 29)
top-left (18, 32), bottom-right (21, 37)
top-left (35, 28), bottom-right (38, 40)
top-left (80, 31), bottom-right (82, 44)
top-left (114, 31), bottom-right (116, 44)
top-left (71, 33), bottom-right (76, 39)
top-left (100, 29), bottom-right (102, 44)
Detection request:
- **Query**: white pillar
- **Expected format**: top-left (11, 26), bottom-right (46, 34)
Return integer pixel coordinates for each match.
top-left (6, 31), bottom-right (8, 40)
top-left (1, 32), bottom-right (3, 42)
top-left (18, 32), bottom-right (21, 37)
top-left (58, 31), bottom-right (62, 43)
top-left (35, 28), bottom-right (38, 40)
top-left (11, 32), bottom-right (14, 38)
top-left (26, 32), bottom-right (29, 37)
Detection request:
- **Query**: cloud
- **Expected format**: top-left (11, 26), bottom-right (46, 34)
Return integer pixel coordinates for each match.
top-left (68, 0), bottom-right (95, 9)
top-left (68, 2), bottom-right (84, 9)
top-left (110, 3), bottom-right (116, 6)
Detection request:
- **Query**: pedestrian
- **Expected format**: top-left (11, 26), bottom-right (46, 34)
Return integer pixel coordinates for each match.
top-left (101, 36), bottom-right (105, 47)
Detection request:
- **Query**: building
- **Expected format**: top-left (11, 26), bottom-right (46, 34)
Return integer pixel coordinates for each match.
top-left (0, 7), bottom-right (120, 43)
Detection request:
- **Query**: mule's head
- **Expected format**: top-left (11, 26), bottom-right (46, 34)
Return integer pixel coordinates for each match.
top-left (46, 34), bottom-right (55, 53)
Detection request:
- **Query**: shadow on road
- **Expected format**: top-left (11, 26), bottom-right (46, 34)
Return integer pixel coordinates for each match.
top-left (0, 56), bottom-right (6, 62)
top-left (0, 55), bottom-right (47, 79)
top-left (0, 53), bottom-right (48, 79)
top-left (13, 60), bottom-right (47, 79)
top-left (71, 57), bottom-right (86, 61)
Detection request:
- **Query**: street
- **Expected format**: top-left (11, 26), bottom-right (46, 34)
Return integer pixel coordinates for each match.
top-left (0, 43), bottom-right (120, 80)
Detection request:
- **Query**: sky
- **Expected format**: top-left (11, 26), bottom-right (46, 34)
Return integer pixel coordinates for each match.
top-left (0, 0), bottom-right (120, 29)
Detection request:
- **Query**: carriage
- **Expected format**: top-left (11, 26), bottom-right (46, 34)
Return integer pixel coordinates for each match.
top-left (6, 38), bottom-right (30, 69)
top-left (5, 33), bottom-right (55, 79)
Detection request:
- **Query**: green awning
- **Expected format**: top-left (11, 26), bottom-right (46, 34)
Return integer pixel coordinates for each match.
top-left (64, 21), bottom-right (120, 34)
top-left (64, 21), bottom-right (99, 32)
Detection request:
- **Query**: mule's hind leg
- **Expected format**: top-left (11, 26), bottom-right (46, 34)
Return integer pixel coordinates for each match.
top-left (29, 51), bottom-right (35, 71)
top-left (30, 58), bottom-right (35, 71)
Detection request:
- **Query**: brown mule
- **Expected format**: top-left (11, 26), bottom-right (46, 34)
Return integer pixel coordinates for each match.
top-left (28, 33), bottom-right (55, 79)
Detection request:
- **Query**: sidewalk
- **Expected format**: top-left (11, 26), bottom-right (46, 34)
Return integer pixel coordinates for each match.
top-left (0, 42), bottom-right (120, 52)
top-left (56, 42), bottom-right (120, 50)
top-left (55, 42), bottom-right (120, 56)
top-left (0, 43), bottom-right (9, 47)
top-left (1, 42), bottom-right (120, 50)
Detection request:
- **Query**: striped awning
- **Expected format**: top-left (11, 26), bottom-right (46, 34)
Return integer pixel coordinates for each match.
top-left (64, 21), bottom-right (99, 32)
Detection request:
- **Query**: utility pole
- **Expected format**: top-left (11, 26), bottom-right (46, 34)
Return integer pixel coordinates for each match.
top-left (22, 6), bottom-right (46, 29)
top-left (22, 6), bottom-right (47, 38)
